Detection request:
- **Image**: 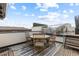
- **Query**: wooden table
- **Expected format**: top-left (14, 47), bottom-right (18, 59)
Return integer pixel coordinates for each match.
top-left (30, 35), bottom-right (50, 39)
top-left (30, 34), bottom-right (50, 47)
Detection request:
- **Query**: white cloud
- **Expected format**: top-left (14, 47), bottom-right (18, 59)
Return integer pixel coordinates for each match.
top-left (38, 12), bottom-right (70, 24)
top-left (25, 14), bottom-right (29, 16)
top-left (10, 5), bottom-right (16, 10)
top-left (38, 12), bottom-right (60, 21)
top-left (36, 3), bottom-right (42, 8)
top-left (69, 3), bottom-right (74, 6)
top-left (21, 6), bottom-right (26, 11)
top-left (45, 3), bottom-right (59, 8)
top-left (9, 3), bottom-right (16, 10)
top-left (63, 10), bottom-right (67, 13)
top-left (9, 3), bottom-right (15, 6)
top-left (40, 8), bottom-right (48, 11)
top-left (36, 3), bottom-right (59, 10)
top-left (15, 12), bottom-right (21, 16)
top-left (63, 10), bottom-right (74, 14)
top-left (0, 20), bottom-right (4, 22)
top-left (48, 12), bottom-right (60, 18)
top-left (69, 10), bottom-right (74, 13)
top-left (70, 3), bottom-right (79, 6)
top-left (36, 3), bottom-right (59, 13)
top-left (31, 14), bottom-right (35, 16)
top-left (24, 25), bottom-right (32, 29)
top-left (38, 15), bottom-right (50, 21)
top-left (63, 14), bottom-right (69, 18)
top-left (75, 3), bottom-right (79, 6)
top-left (24, 14), bottom-right (35, 16)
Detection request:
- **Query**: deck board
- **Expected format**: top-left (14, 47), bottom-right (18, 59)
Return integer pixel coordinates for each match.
top-left (0, 41), bottom-right (79, 56)
top-left (55, 46), bottom-right (79, 56)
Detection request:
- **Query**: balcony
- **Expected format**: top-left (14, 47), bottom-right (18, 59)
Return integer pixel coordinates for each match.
top-left (0, 36), bottom-right (78, 56)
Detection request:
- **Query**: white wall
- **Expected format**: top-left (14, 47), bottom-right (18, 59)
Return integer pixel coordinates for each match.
top-left (32, 26), bottom-right (43, 31)
top-left (0, 32), bottom-right (27, 47)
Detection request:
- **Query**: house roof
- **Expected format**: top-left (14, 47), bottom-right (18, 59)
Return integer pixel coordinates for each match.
top-left (0, 26), bottom-right (31, 31)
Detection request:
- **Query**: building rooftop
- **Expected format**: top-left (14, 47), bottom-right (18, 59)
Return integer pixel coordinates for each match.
top-left (0, 26), bottom-right (31, 31)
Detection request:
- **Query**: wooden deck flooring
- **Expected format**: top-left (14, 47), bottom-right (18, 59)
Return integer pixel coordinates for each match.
top-left (10, 42), bottom-right (62, 56)
top-left (0, 41), bottom-right (79, 56)
top-left (55, 46), bottom-right (79, 56)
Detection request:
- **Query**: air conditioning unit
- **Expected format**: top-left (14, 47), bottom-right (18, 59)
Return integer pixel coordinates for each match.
top-left (0, 3), bottom-right (7, 19)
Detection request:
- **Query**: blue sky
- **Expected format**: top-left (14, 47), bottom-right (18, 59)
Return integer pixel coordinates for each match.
top-left (0, 3), bottom-right (79, 28)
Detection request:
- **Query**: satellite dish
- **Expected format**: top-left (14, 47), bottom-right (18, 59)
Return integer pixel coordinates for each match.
top-left (0, 3), bottom-right (7, 19)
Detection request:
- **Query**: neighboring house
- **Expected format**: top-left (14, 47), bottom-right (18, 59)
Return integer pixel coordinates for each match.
top-left (31, 23), bottom-right (48, 35)
top-left (33, 23), bottom-right (48, 28)
top-left (31, 23), bottom-right (56, 35)
top-left (0, 26), bottom-right (31, 48)
top-left (56, 23), bottom-right (75, 34)
top-left (0, 26), bottom-right (31, 32)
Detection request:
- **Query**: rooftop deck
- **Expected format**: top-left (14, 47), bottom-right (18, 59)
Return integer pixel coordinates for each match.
top-left (55, 46), bottom-right (79, 56)
top-left (9, 42), bottom-right (62, 56)
top-left (0, 40), bottom-right (78, 56)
